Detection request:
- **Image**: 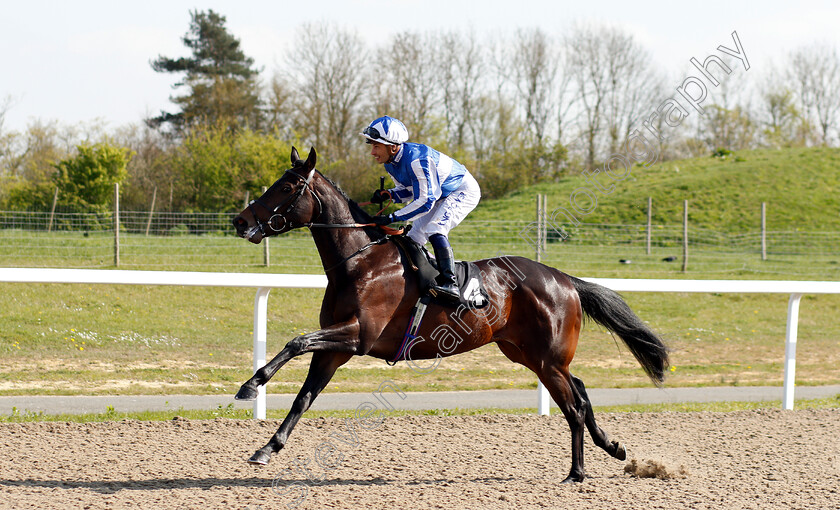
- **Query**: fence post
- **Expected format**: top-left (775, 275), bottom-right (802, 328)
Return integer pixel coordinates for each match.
top-left (253, 287), bottom-right (270, 419)
top-left (682, 200), bottom-right (688, 272)
top-left (114, 183), bottom-right (120, 267)
top-left (646, 196), bottom-right (652, 255)
top-left (48, 187), bottom-right (59, 232)
top-left (262, 187), bottom-right (270, 267)
top-left (783, 293), bottom-right (802, 410)
top-left (243, 191), bottom-right (250, 211)
top-left (761, 202), bottom-right (767, 261)
top-left (541, 194), bottom-right (548, 253)
top-left (535, 194), bottom-right (543, 263)
top-left (536, 193), bottom-right (551, 416)
top-left (145, 187), bottom-right (157, 237)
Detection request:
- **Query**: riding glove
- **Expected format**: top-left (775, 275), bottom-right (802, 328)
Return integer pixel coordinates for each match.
top-left (370, 189), bottom-right (392, 204)
top-left (371, 214), bottom-right (393, 226)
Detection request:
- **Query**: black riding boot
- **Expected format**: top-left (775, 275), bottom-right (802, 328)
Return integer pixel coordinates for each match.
top-left (432, 245), bottom-right (460, 302)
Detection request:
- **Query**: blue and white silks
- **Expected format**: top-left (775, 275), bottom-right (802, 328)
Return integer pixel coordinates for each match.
top-left (384, 143), bottom-right (468, 223)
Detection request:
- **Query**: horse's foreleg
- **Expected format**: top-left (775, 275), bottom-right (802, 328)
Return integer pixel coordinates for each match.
top-left (236, 319), bottom-right (361, 401)
top-left (571, 375), bottom-right (626, 461)
top-left (247, 351), bottom-right (352, 465)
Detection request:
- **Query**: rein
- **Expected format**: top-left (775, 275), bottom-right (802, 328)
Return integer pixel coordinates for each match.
top-left (322, 236), bottom-right (389, 273)
top-left (306, 222), bottom-right (404, 236)
top-left (248, 167), bottom-right (404, 236)
top-left (247, 168), bottom-right (405, 271)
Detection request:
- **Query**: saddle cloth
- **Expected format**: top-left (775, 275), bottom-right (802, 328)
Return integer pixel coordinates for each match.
top-left (389, 234), bottom-right (489, 309)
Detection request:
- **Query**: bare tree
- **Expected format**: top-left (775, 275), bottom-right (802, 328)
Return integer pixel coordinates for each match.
top-left (762, 88), bottom-right (800, 147)
top-left (788, 43), bottom-right (840, 145)
top-left (0, 96), bottom-right (17, 177)
top-left (755, 64), bottom-right (809, 148)
top-left (510, 28), bottom-right (557, 149)
top-left (285, 23), bottom-right (369, 161)
top-left (439, 30), bottom-right (485, 151)
top-left (700, 104), bottom-right (756, 151)
top-left (115, 123), bottom-right (178, 210)
top-left (483, 35), bottom-right (518, 154)
top-left (265, 74), bottom-right (297, 141)
top-left (566, 24), bottom-right (666, 167)
top-left (0, 95), bottom-right (12, 134)
top-left (605, 33), bottom-right (664, 155)
top-left (566, 25), bottom-right (609, 169)
top-left (554, 44), bottom-right (576, 148)
top-left (373, 31), bottom-right (445, 142)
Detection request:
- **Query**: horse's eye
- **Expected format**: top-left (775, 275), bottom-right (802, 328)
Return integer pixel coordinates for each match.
top-left (282, 185), bottom-right (292, 192)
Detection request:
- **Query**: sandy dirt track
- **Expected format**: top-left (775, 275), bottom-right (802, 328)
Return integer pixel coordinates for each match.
top-left (1, 409), bottom-right (838, 509)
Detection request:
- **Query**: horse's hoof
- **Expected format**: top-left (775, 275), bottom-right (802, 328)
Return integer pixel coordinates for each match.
top-left (561, 473), bottom-right (585, 484)
top-left (235, 384), bottom-right (259, 401)
top-left (614, 442), bottom-right (627, 461)
top-left (247, 448), bottom-right (272, 466)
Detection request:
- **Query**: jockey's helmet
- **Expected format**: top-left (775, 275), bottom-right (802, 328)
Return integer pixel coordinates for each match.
top-left (360, 116), bottom-right (409, 145)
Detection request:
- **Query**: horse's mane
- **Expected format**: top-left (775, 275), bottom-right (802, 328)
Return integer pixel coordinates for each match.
top-left (314, 169), bottom-right (374, 224)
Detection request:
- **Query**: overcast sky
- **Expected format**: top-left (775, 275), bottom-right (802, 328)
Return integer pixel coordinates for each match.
top-left (1, 0), bottom-right (838, 134)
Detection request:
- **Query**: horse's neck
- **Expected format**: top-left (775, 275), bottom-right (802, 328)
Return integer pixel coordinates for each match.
top-left (310, 186), bottom-right (377, 275)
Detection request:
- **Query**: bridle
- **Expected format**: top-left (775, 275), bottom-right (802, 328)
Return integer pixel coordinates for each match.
top-left (245, 167), bottom-right (321, 238)
top-left (243, 167), bottom-right (405, 271)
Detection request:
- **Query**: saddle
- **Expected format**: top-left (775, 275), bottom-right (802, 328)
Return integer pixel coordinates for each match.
top-left (388, 234), bottom-right (489, 309)
top-left (385, 233), bottom-right (491, 365)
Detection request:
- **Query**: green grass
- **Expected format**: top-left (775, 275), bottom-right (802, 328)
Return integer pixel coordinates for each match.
top-left (469, 147), bottom-right (840, 231)
top-left (1, 147), bottom-right (839, 397)
top-left (3, 395), bottom-right (838, 424)
top-left (1, 278), bottom-right (838, 396)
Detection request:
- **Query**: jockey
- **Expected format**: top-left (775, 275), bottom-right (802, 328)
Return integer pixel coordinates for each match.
top-left (361, 115), bottom-right (481, 301)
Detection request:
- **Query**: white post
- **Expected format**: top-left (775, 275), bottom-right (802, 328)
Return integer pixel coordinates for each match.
top-left (537, 382), bottom-right (551, 416)
top-left (535, 194), bottom-right (551, 416)
top-left (783, 293), bottom-right (802, 410)
top-left (253, 287), bottom-right (270, 419)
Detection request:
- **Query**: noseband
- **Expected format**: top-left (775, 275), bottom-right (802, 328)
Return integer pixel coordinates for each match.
top-left (247, 167), bottom-right (322, 236)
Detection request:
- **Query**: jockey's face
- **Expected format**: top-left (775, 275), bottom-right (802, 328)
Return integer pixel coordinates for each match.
top-left (368, 141), bottom-right (399, 164)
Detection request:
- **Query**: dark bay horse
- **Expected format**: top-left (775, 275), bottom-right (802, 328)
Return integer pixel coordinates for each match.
top-left (231, 147), bottom-right (669, 483)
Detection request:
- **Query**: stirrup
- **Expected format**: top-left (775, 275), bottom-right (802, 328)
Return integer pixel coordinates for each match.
top-left (429, 283), bottom-right (460, 302)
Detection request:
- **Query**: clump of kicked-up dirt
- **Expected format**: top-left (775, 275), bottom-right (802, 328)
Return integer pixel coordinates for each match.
top-left (624, 458), bottom-right (690, 479)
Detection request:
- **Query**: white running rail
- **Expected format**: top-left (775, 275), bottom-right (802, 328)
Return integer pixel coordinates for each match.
top-left (535, 277), bottom-right (840, 415)
top-left (0, 268), bottom-right (327, 419)
top-left (2, 268), bottom-right (838, 417)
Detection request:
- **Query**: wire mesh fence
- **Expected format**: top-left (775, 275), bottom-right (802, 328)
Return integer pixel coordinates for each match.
top-left (2, 210), bottom-right (838, 278)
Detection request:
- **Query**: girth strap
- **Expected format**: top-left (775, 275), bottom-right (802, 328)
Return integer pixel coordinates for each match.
top-left (387, 295), bottom-right (432, 365)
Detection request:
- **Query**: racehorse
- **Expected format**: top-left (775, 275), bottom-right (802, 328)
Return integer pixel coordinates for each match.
top-left (231, 147), bottom-right (669, 483)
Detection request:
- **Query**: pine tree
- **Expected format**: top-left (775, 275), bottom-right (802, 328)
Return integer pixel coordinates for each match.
top-left (149, 9), bottom-right (262, 133)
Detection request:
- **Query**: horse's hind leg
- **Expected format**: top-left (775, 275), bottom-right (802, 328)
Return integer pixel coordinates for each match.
top-left (497, 342), bottom-right (587, 483)
top-left (538, 367), bottom-right (588, 483)
top-left (571, 375), bottom-right (626, 460)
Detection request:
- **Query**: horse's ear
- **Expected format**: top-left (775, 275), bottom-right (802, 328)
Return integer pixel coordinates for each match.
top-left (290, 146), bottom-right (300, 166)
top-left (304, 147), bottom-right (317, 170)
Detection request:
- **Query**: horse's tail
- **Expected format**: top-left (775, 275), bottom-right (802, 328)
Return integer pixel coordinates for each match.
top-left (569, 276), bottom-right (669, 386)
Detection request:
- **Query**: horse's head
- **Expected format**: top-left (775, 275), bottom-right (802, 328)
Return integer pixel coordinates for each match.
top-left (232, 147), bottom-right (322, 243)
